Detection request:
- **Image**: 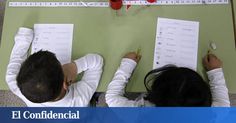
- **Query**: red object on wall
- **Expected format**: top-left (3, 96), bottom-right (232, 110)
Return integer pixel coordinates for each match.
top-left (147, 0), bottom-right (157, 3)
top-left (110, 0), bottom-right (123, 10)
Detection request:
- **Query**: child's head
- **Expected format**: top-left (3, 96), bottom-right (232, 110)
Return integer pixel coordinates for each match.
top-left (17, 51), bottom-right (64, 103)
top-left (144, 65), bottom-right (212, 106)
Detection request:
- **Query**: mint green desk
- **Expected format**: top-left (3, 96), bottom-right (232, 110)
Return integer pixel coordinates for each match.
top-left (0, 0), bottom-right (236, 93)
top-left (233, 0), bottom-right (236, 21)
top-left (233, 0), bottom-right (236, 41)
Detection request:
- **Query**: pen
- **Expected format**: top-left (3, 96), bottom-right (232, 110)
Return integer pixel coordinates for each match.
top-left (207, 49), bottom-right (213, 62)
top-left (137, 47), bottom-right (141, 56)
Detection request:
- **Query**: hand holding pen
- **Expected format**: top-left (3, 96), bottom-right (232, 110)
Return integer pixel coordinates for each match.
top-left (124, 48), bottom-right (142, 63)
top-left (203, 53), bottom-right (222, 71)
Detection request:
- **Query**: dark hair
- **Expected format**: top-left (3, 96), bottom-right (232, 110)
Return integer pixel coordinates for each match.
top-left (144, 65), bottom-right (212, 107)
top-left (17, 51), bottom-right (64, 103)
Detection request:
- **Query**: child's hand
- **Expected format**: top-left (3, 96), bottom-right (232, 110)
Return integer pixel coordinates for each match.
top-left (203, 54), bottom-right (222, 71)
top-left (62, 62), bottom-right (77, 86)
top-left (124, 52), bottom-right (141, 63)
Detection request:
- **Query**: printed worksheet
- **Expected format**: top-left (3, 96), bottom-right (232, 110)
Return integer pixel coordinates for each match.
top-left (153, 18), bottom-right (199, 70)
top-left (31, 24), bottom-right (73, 65)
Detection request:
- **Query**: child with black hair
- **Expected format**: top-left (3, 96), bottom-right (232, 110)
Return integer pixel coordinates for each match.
top-left (105, 52), bottom-right (230, 107)
top-left (6, 27), bottom-right (103, 107)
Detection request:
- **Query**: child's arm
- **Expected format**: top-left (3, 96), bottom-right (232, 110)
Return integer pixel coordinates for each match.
top-left (5, 28), bottom-right (34, 97)
top-left (62, 62), bottom-right (78, 85)
top-left (73, 54), bottom-right (104, 106)
top-left (203, 54), bottom-right (230, 107)
top-left (105, 52), bottom-right (143, 107)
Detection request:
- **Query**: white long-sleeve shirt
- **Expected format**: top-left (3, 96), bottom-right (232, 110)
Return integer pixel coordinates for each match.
top-left (5, 27), bottom-right (103, 107)
top-left (105, 58), bottom-right (230, 107)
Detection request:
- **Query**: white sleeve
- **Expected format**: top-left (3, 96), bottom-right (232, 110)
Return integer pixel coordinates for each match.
top-left (5, 27), bottom-right (34, 98)
top-left (105, 58), bottom-right (143, 107)
top-left (73, 54), bottom-right (103, 106)
top-left (207, 68), bottom-right (230, 107)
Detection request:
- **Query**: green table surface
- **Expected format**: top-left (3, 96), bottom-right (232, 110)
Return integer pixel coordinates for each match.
top-left (233, 0), bottom-right (236, 40)
top-left (0, 0), bottom-right (236, 93)
top-left (234, 0), bottom-right (236, 19)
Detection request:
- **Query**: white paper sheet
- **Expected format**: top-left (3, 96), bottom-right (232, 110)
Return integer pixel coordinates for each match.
top-left (153, 18), bottom-right (199, 70)
top-left (31, 24), bottom-right (73, 65)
